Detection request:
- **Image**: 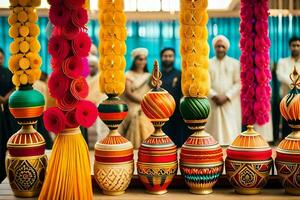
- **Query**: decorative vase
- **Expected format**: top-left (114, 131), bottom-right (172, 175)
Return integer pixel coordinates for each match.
top-left (179, 97), bottom-right (223, 194)
top-left (6, 86), bottom-right (47, 197)
top-left (94, 96), bottom-right (134, 196)
top-left (137, 61), bottom-right (177, 195)
top-left (225, 125), bottom-right (273, 194)
top-left (276, 68), bottom-right (300, 195)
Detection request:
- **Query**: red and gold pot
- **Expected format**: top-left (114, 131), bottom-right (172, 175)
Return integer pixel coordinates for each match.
top-left (276, 68), bottom-right (300, 195)
top-left (137, 61), bottom-right (177, 195)
top-left (225, 125), bottom-right (272, 194)
top-left (179, 97), bottom-right (223, 194)
top-left (94, 96), bottom-right (134, 196)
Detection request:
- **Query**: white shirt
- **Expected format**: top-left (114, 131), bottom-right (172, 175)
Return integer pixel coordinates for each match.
top-left (276, 57), bottom-right (300, 97)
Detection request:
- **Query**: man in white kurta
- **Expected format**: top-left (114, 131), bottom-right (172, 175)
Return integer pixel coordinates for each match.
top-left (276, 37), bottom-right (300, 138)
top-left (205, 35), bottom-right (241, 145)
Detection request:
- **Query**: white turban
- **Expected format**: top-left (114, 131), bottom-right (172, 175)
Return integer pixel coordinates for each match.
top-left (212, 35), bottom-right (230, 50)
top-left (131, 47), bottom-right (148, 59)
top-left (88, 55), bottom-right (98, 66)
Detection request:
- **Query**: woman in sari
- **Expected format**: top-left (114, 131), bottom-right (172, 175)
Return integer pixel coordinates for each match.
top-left (119, 48), bottom-right (154, 149)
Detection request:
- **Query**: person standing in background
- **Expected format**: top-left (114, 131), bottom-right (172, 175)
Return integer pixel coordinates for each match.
top-left (119, 48), bottom-right (154, 149)
top-left (86, 52), bottom-right (109, 146)
top-left (160, 47), bottom-right (189, 147)
top-left (0, 48), bottom-right (16, 182)
top-left (276, 36), bottom-right (300, 139)
top-left (206, 35), bottom-right (241, 145)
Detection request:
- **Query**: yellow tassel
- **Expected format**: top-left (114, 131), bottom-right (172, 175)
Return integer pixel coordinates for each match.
top-left (38, 128), bottom-right (92, 200)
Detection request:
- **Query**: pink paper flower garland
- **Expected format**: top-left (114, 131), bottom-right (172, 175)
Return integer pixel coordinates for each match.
top-left (240, 0), bottom-right (271, 125)
top-left (44, 0), bottom-right (97, 134)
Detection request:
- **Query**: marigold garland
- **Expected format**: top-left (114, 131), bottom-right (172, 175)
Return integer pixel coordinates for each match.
top-left (180, 0), bottom-right (210, 97)
top-left (99, 0), bottom-right (127, 96)
top-left (8, 0), bottom-right (41, 87)
top-left (240, 0), bottom-right (271, 125)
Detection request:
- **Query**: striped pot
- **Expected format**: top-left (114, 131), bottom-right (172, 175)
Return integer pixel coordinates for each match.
top-left (180, 97), bottom-right (223, 194)
top-left (6, 86), bottom-right (47, 197)
top-left (138, 87), bottom-right (177, 195)
top-left (94, 96), bottom-right (134, 195)
top-left (276, 85), bottom-right (300, 195)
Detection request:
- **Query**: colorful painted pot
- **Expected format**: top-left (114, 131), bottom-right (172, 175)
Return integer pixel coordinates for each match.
top-left (276, 71), bottom-right (300, 195)
top-left (180, 97), bottom-right (223, 194)
top-left (6, 86), bottom-right (47, 197)
top-left (138, 62), bottom-right (177, 195)
top-left (137, 125), bottom-right (177, 195)
top-left (94, 96), bottom-right (134, 196)
top-left (276, 131), bottom-right (300, 195)
top-left (225, 125), bottom-right (273, 194)
top-left (9, 86), bottom-right (45, 123)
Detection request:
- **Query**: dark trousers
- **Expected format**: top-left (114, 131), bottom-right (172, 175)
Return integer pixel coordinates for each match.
top-left (163, 112), bottom-right (191, 147)
top-left (0, 104), bottom-right (18, 183)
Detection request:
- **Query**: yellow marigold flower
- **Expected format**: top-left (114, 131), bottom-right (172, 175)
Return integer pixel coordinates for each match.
top-left (32, 69), bottom-right (41, 80)
top-left (28, 73), bottom-right (35, 84)
top-left (26, 22), bottom-right (40, 37)
top-left (104, 83), bottom-right (114, 94)
top-left (13, 7), bottom-right (24, 13)
top-left (12, 74), bottom-right (20, 87)
top-left (28, 11), bottom-right (38, 23)
top-left (26, 53), bottom-right (42, 69)
top-left (19, 25), bottom-right (29, 37)
top-left (31, 0), bottom-right (41, 7)
top-left (15, 70), bottom-right (24, 75)
top-left (25, 7), bottom-right (34, 12)
top-left (189, 83), bottom-right (209, 97)
top-left (29, 39), bottom-right (41, 52)
top-left (18, 0), bottom-right (30, 7)
top-left (19, 73), bottom-right (28, 85)
top-left (9, 0), bottom-right (18, 6)
top-left (9, 23), bottom-right (21, 38)
top-left (19, 57), bottom-right (30, 70)
top-left (10, 40), bottom-right (20, 54)
top-left (15, 37), bottom-right (24, 43)
top-left (8, 54), bottom-right (22, 73)
top-left (17, 10), bottom-right (28, 23)
top-left (25, 52), bottom-right (34, 58)
top-left (19, 41), bottom-right (30, 53)
top-left (8, 13), bottom-right (18, 25)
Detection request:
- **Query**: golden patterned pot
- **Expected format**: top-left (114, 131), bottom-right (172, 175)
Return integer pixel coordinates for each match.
top-left (225, 125), bottom-right (273, 194)
top-left (6, 125), bottom-right (47, 197)
top-left (6, 88), bottom-right (47, 197)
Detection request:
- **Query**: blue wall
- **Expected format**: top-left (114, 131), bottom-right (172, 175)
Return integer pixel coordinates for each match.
top-left (1, 16), bottom-right (300, 74)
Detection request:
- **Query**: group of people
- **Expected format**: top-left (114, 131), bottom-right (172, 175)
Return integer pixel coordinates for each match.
top-left (0, 34), bottom-right (299, 160)
top-left (121, 35), bottom-right (300, 148)
top-left (118, 47), bottom-right (188, 149)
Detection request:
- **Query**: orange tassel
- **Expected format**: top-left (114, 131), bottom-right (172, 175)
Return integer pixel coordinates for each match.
top-left (38, 128), bottom-right (92, 200)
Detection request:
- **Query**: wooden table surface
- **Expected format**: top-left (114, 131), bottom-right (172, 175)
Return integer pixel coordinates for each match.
top-left (1, 182), bottom-right (299, 200)
top-left (1, 148), bottom-right (298, 199)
